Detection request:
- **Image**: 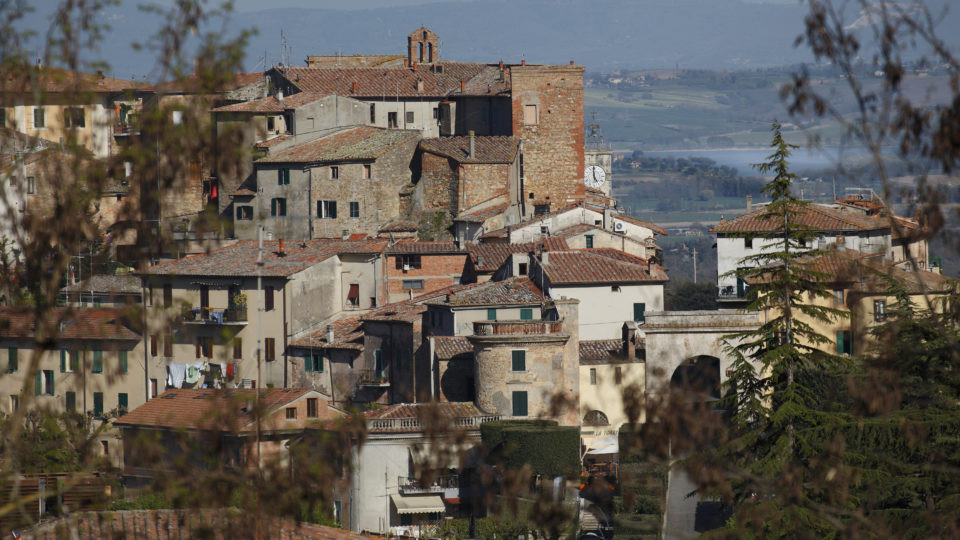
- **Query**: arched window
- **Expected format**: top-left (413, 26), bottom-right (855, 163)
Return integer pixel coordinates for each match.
top-left (583, 410), bottom-right (610, 426)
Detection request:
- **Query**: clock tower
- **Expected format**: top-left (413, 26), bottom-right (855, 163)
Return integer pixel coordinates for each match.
top-left (584, 117), bottom-right (613, 199)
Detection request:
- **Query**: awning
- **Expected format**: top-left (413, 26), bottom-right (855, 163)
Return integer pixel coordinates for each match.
top-left (348, 283), bottom-right (360, 301)
top-left (585, 436), bottom-right (619, 456)
top-left (390, 494), bottom-right (446, 515)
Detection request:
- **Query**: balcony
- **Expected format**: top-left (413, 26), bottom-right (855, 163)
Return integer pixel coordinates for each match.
top-left (369, 414), bottom-right (501, 433)
top-left (472, 319), bottom-right (563, 336)
top-left (182, 307), bottom-right (247, 325)
top-left (718, 285), bottom-right (747, 302)
top-left (113, 122), bottom-right (139, 137)
top-left (398, 475), bottom-right (459, 498)
top-left (358, 368), bottom-right (390, 387)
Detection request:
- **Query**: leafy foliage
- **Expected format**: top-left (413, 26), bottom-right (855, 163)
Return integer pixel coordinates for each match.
top-left (481, 419), bottom-right (580, 478)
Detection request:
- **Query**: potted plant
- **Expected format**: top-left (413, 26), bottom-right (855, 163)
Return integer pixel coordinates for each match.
top-left (229, 292), bottom-right (248, 321)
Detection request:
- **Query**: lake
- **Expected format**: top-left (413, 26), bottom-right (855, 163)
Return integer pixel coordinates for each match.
top-left (637, 147), bottom-right (872, 175)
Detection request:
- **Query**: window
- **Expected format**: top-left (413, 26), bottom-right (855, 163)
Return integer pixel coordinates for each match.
top-left (874, 300), bottom-right (887, 323)
top-left (432, 107), bottom-right (439, 119)
top-left (150, 379), bottom-right (158, 398)
top-left (487, 308), bottom-right (497, 321)
top-left (633, 303), bottom-right (646, 323)
top-left (9, 395), bottom-right (18, 411)
top-left (518, 263), bottom-right (528, 275)
top-left (163, 284), bottom-right (172, 307)
top-left (171, 110), bottom-right (183, 125)
top-left (370, 104), bottom-right (376, 124)
top-left (200, 285), bottom-right (209, 309)
top-left (615, 366), bottom-right (623, 384)
top-left (119, 351), bottom-right (128, 374)
top-left (585, 234), bottom-right (594, 248)
top-left (330, 166), bottom-right (339, 179)
top-left (278, 168), bottom-right (290, 185)
top-left (318, 200), bottom-right (337, 219)
top-left (265, 337), bottom-right (276, 362)
top-left (511, 350), bottom-right (526, 371)
top-left (347, 283), bottom-right (360, 306)
top-left (270, 198), bottom-right (287, 217)
top-left (833, 289), bottom-right (844, 306)
top-left (744, 237), bottom-right (753, 249)
top-left (396, 254), bottom-right (421, 269)
top-left (0, 109), bottom-right (4, 127)
top-left (26, 176), bottom-right (35, 194)
top-left (236, 205), bottom-right (253, 220)
top-left (402, 280), bottom-right (423, 290)
top-left (150, 336), bottom-right (158, 357)
top-left (267, 116), bottom-right (275, 132)
top-left (363, 164), bottom-right (371, 179)
top-left (512, 391), bottom-right (528, 416)
top-left (611, 285), bottom-right (621, 292)
top-left (305, 354), bottom-right (323, 373)
top-left (101, 440), bottom-right (109, 455)
top-left (836, 330), bottom-right (852, 355)
top-left (7, 348), bottom-right (17, 372)
top-left (65, 392), bottom-right (76, 411)
top-left (265, 286), bottom-right (275, 311)
top-left (163, 333), bottom-right (173, 357)
top-left (93, 392), bottom-right (103, 418)
top-left (589, 368), bottom-right (597, 385)
top-left (233, 338), bottom-right (242, 360)
top-left (195, 337), bottom-right (213, 358)
top-left (307, 398), bottom-right (319, 418)
top-left (406, 111), bottom-right (414, 124)
top-left (92, 350), bottom-right (103, 373)
top-left (285, 407), bottom-right (297, 420)
top-left (387, 111), bottom-right (398, 128)
top-left (118, 393), bottom-right (128, 413)
top-left (349, 201), bottom-right (360, 218)
top-left (65, 107), bottom-right (85, 128)
top-left (33, 107), bottom-right (45, 128)
top-left (60, 350), bottom-right (71, 372)
top-left (523, 104), bottom-right (537, 125)
top-left (43, 370), bottom-right (54, 395)
top-left (520, 308), bottom-right (533, 320)
top-left (374, 349), bottom-right (384, 378)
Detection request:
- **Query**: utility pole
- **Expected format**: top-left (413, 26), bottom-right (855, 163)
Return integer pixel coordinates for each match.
top-left (256, 225), bottom-right (264, 473)
top-left (692, 247), bottom-right (697, 284)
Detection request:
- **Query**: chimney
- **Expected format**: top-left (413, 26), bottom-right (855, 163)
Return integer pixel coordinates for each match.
top-left (570, 60), bottom-right (574, 66)
top-left (541, 251), bottom-right (549, 266)
top-left (352, 81), bottom-right (357, 93)
top-left (521, 60), bottom-right (526, 66)
top-left (468, 130), bottom-right (475, 159)
top-left (603, 207), bottom-right (613, 230)
top-left (416, 79), bottom-right (424, 93)
top-left (97, 70), bottom-right (104, 81)
top-left (277, 238), bottom-right (285, 256)
top-left (622, 322), bottom-right (637, 359)
top-left (326, 324), bottom-right (335, 344)
top-left (746, 194), bottom-right (753, 212)
top-left (460, 79), bottom-right (465, 92)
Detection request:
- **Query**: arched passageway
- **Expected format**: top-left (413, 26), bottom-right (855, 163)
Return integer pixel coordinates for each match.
top-left (670, 355), bottom-right (721, 400)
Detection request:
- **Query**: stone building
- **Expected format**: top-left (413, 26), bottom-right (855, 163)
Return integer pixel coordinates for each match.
top-left (252, 126), bottom-right (421, 240)
top-left (383, 241), bottom-right (474, 303)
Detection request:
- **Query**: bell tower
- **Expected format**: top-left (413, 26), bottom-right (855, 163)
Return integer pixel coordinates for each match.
top-left (407, 27), bottom-right (438, 65)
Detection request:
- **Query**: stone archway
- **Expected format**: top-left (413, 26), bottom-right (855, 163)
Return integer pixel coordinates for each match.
top-left (671, 355), bottom-right (721, 400)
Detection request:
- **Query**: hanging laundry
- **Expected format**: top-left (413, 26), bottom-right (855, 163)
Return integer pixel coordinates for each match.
top-left (184, 364), bottom-right (202, 385)
top-left (167, 363), bottom-right (187, 389)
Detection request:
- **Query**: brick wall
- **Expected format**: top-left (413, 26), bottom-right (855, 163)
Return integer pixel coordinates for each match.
top-left (510, 66), bottom-right (585, 211)
top-left (385, 253), bottom-right (469, 302)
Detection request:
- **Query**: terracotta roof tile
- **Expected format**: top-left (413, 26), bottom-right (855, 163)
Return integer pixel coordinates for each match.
top-left (541, 249), bottom-right (668, 285)
top-left (257, 126), bottom-right (418, 164)
top-left (143, 238), bottom-right (388, 278)
top-left (114, 388), bottom-right (337, 431)
top-left (0, 66), bottom-right (141, 94)
top-left (420, 136), bottom-right (519, 163)
top-left (467, 237), bottom-right (569, 272)
top-left (290, 317), bottom-right (364, 350)
top-left (433, 336), bottom-right (473, 360)
top-left (0, 307), bottom-right (139, 341)
top-left (480, 202), bottom-right (666, 239)
top-left (279, 62), bottom-right (503, 98)
top-left (387, 241), bottom-right (464, 254)
top-left (455, 201), bottom-right (510, 223)
top-left (429, 277), bottom-right (543, 306)
top-left (378, 220), bottom-right (419, 233)
top-left (61, 274), bottom-right (141, 295)
top-left (710, 202), bottom-right (896, 234)
top-left (151, 71), bottom-right (263, 93)
top-left (211, 92), bottom-right (327, 113)
top-left (254, 134), bottom-right (292, 149)
top-left (579, 339), bottom-right (623, 363)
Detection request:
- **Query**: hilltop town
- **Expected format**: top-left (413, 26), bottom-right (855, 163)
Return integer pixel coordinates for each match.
top-left (0, 21), bottom-right (957, 540)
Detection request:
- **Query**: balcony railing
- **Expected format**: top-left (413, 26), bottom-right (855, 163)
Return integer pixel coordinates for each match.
top-left (472, 319), bottom-right (564, 336)
top-left (369, 414), bottom-right (501, 432)
top-left (358, 368), bottom-right (390, 387)
top-left (718, 285), bottom-right (747, 300)
top-left (182, 307), bottom-right (247, 324)
top-left (113, 122), bottom-right (139, 136)
top-left (398, 475), bottom-right (459, 496)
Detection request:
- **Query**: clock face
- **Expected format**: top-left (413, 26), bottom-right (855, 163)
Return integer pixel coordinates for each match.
top-left (584, 165), bottom-right (606, 188)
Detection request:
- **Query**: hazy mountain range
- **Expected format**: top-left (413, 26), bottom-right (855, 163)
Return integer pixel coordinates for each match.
top-left (21, 0), bottom-right (960, 80)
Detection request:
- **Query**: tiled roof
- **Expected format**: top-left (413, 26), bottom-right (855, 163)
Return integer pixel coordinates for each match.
top-left (420, 136), bottom-right (519, 164)
top-left (467, 237), bottom-right (569, 272)
top-left (0, 307), bottom-right (139, 341)
top-left (386, 241), bottom-right (464, 254)
top-left (362, 283), bottom-right (476, 323)
top-left (710, 202), bottom-right (895, 234)
top-left (256, 126), bottom-right (418, 164)
top-left (772, 249), bottom-right (956, 294)
top-left (211, 92), bottom-right (327, 113)
top-left (151, 71), bottom-right (263, 93)
top-left (254, 134), bottom-right (292, 149)
top-left (541, 249), bottom-right (668, 285)
top-left (61, 275), bottom-right (141, 295)
top-left (365, 402), bottom-right (491, 433)
top-left (433, 336), bottom-right (473, 360)
top-left (144, 238), bottom-right (388, 278)
top-left (579, 339), bottom-right (622, 362)
top-left (378, 220), bottom-right (419, 233)
top-left (455, 201), bottom-right (510, 223)
top-left (479, 202), bottom-right (667, 239)
top-left (232, 187), bottom-right (257, 197)
top-left (0, 66), bottom-right (141, 93)
top-left (279, 62), bottom-right (504, 98)
top-left (114, 388), bottom-right (333, 431)
top-left (290, 316), bottom-right (364, 351)
top-left (429, 277), bottom-right (543, 306)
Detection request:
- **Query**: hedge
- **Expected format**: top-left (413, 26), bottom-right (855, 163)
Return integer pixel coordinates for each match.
top-left (480, 420), bottom-right (579, 478)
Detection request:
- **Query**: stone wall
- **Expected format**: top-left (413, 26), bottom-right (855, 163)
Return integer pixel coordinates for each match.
top-left (384, 253), bottom-right (470, 303)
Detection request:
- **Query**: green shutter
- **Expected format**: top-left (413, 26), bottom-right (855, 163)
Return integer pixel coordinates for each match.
top-left (487, 308), bottom-right (497, 321)
top-left (92, 350), bottom-right (103, 373)
top-left (512, 350), bottom-right (525, 371)
top-left (374, 350), bottom-right (383, 377)
top-left (585, 235), bottom-right (594, 248)
top-left (70, 351), bottom-right (78, 372)
top-left (836, 331), bottom-right (844, 355)
top-left (316, 354), bottom-right (324, 373)
top-left (304, 355), bottom-right (314, 373)
top-left (118, 393), bottom-right (128, 412)
top-left (60, 350), bottom-right (66, 373)
top-left (512, 391), bottom-right (528, 417)
top-left (93, 393), bottom-right (103, 417)
top-left (8, 348), bottom-right (18, 371)
top-left (46, 371), bottom-right (53, 395)
top-left (520, 308), bottom-right (533, 320)
top-left (633, 303), bottom-right (646, 322)
top-left (65, 392), bottom-right (76, 411)
top-left (119, 351), bottom-right (128, 374)
top-left (35, 371), bottom-right (42, 395)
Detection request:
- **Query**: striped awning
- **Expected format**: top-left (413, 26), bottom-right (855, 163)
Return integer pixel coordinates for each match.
top-left (390, 494), bottom-right (446, 515)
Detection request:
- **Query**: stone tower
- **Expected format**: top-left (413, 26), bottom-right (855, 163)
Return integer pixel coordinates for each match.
top-left (584, 116), bottom-right (613, 198)
top-left (408, 27), bottom-right (438, 65)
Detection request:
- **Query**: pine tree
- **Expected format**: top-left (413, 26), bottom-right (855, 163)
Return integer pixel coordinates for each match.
top-left (715, 121), bottom-right (849, 535)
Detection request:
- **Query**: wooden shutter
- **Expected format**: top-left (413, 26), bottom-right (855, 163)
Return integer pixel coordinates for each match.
top-left (512, 391), bottom-right (527, 416)
top-left (265, 338), bottom-right (275, 362)
top-left (93, 350), bottom-right (103, 373)
top-left (35, 372), bottom-right (42, 395)
top-left (512, 350), bottom-right (525, 371)
top-left (119, 351), bottom-right (128, 374)
top-left (60, 350), bottom-right (67, 372)
top-left (265, 287), bottom-right (275, 311)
